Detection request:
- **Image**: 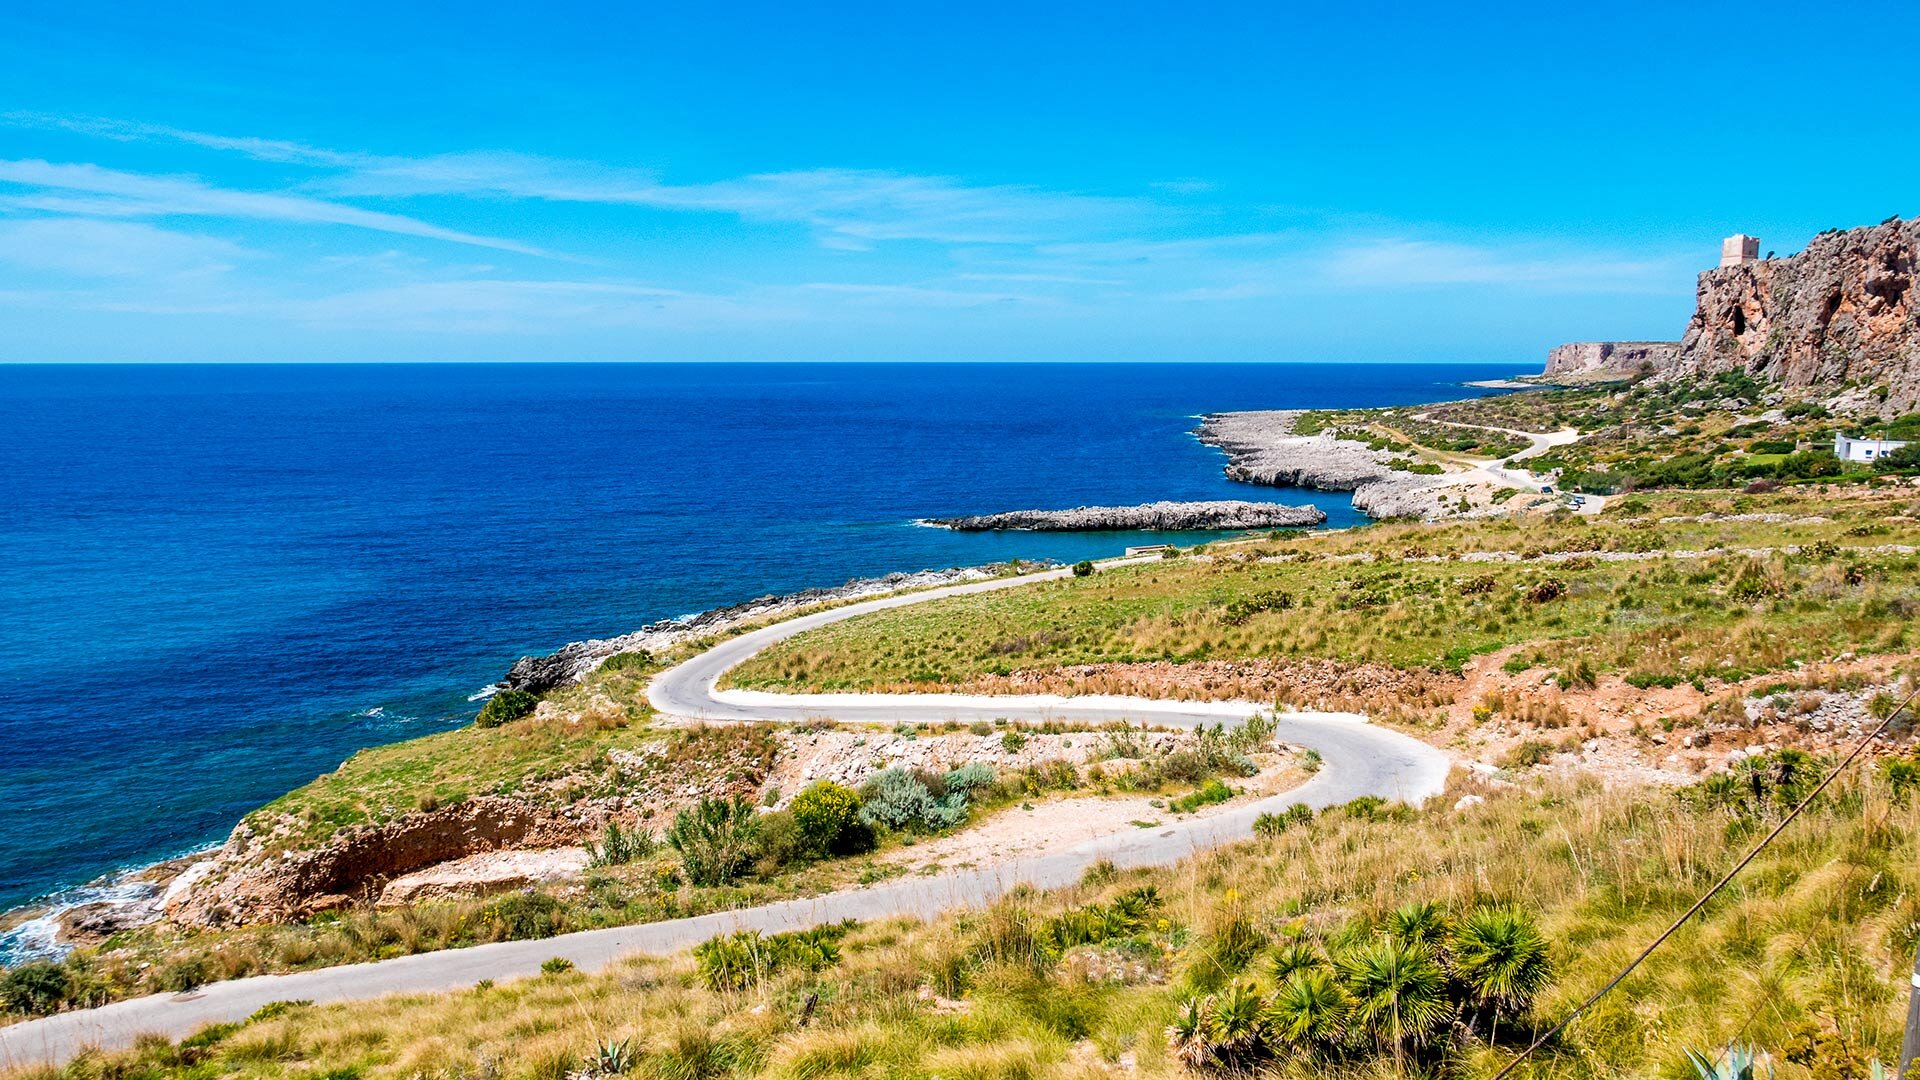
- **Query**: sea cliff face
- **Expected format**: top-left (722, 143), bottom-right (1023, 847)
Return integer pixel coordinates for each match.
top-left (1671, 216), bottom-right (1920, 407)
top-left (928, 500), bottom-right (1326, 531)
top-left (1544, 341), bottom-right (1678, 380)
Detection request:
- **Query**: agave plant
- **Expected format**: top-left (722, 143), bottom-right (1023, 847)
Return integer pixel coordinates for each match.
top-left (1682, 1043), bottom-right (1772, 1080)
top-left (1265, 968), bottom-right (1351, 1053)
top-left (1339, 937), bottom-right (1455, 1073)
top-left (1451, 904), bottom-right (1552, 1043)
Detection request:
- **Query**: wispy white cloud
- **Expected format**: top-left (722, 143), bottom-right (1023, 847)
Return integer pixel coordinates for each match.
top-left (0, 113), bottom-right (1701, 357)
top-left (320, 154), bottom-right (1153, 247)
top-left (8, 116), bottom-right (1157, 248)
top-left (0, 159), bottom-right (548, 255)
top-left (0, 217), bottom-right (250, 278)
top-left (1318, 238), bottom-right (1689, 293)
top-left (798, 281), bottom-right (1049, 308)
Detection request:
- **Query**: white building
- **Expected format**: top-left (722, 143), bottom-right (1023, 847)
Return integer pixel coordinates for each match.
top-left (1834, 433), bottom-right (1909, 462)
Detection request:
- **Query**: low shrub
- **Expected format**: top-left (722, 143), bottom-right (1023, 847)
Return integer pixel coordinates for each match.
top-left (1169, 900), bottom-right (1552, 1070)
top-left (473, 891), bottom-right (564, 941)
top-left (1045, 885), bottom-right (1162, 949)
top-left (693, 922), bottom-right (853, 991)
top-left (1503, 740), bottom-right (1556, 769)
top-left (1253, 803), bottom-right (1314, 837)
top-left (474, 688), bottom-right (538, 728)
top-left (859, 768), bottom-right (974, 832)
top-left (668, 796), bottom-right (762, 886)
top-left (1170, 779), bottom-right (1233, 814)
top-left (1072, 560), bottom-right (1095, 577)
top-left (587, 820), bottom-right (658, 868)
top-left (1221, 589), bottom-right (1294, 626)
top-left (789, 781), bottom-right (874, 858)
top-left (0, 961), bottom-right (71, 1015)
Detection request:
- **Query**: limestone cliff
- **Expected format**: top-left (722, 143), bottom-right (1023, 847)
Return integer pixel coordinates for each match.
top-left (1544, 341), bottom-right (1678, 380)
top-left (1671, 216), bottom-right (1919, 407)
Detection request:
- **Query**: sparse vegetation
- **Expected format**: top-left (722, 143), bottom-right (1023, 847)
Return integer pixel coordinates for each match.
top-left (25, 763), bottom-right (1920, 1076)
top-left (730, 491), bottom-right (1920, 707)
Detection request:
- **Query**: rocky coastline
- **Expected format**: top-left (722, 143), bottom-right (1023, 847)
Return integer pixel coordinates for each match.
top-left (1195, 410), bottom-right (1484, 519)
top-left (500, 561), bottom-right (1052, 694)
top-left (925, 500), bottom-right (1326, 532)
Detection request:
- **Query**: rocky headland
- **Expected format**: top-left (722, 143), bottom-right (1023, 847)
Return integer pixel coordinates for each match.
top-left (1671, 216), bottom-right (1919, 408)
top-left (1195, 410), bottom-right (1507, 520)
top-left (926, 500), bottom-right (1326, 531)
top-left (1529, 216), bottom-right (1919, 410)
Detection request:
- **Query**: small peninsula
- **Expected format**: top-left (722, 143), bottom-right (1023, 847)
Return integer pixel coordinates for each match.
top-left (925, 499), bottom-right (1326, 531)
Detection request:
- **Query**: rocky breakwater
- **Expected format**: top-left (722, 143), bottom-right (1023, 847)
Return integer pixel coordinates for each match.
top-left (501, 563), bottom-right (1044, 694)
top-left (1672, 216), bottom-right (1919, 408)
top-left (1196, 410), bottom-right (1474, 520)
top-left (926, 500), bottom-right (1325, 531)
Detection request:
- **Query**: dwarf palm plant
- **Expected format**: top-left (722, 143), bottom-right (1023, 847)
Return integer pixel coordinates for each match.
top-left (1451, 904), bottom-right (1552, 1043)
top-left (1386, 900), bottom-right (1453, 951)
top-left (1265, 968), bottom-right (1351, 1054)
top-left (1339, 937), bottom-right (1455, 1073)
top-left (1166, 995), bottom-right (1214, 1070)
top-left (1207, 981), bottom-right (1271, 1065)
top-left (1267, 940), bottom-right (1324, 982)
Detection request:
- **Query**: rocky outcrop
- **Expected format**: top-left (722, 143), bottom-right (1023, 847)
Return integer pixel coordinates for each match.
top-left (1195, 411), bottom-right (1546, 521)
top-left (1196, 411), bottom-right (1397, 492)
top-left (927, 500), bottom-right (1326, 531)
top-left (501, 563), bottom-right (1044, 693)
top-left (169, 796), bottom-right (588, 925)
top-left (1544, 341), bottom-right (1678, 380)
top-left (1672, 216), bottom-right (1920, 408)
top-left (378, 848), bottom-right (589, 906)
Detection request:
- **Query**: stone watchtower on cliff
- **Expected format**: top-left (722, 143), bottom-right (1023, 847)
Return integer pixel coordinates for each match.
top-left (1720, 233), bottom-right (1760, 267)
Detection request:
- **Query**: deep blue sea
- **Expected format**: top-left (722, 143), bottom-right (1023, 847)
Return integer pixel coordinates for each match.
top-left (0, 361), bottom-right (1526, 925)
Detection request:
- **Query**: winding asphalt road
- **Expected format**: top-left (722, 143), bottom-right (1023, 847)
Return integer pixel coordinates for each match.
top-left (0, 558), bottom-right (1450, 1069)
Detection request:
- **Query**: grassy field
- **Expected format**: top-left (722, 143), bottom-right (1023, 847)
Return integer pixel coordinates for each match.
top-left (729, 489), bottom-right (1920, 705)
top-left (14, 761), bottom-right (1912, 1080)
top-left (244, 654), bottom-right (665, 855)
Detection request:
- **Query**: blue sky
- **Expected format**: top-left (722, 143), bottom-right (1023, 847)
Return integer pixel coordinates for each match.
top-left (1, 1), bottom-right (1914, 363)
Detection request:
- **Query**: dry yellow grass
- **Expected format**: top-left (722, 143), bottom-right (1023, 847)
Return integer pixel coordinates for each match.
top-left (17, 766), bottom-right (1914, 1080)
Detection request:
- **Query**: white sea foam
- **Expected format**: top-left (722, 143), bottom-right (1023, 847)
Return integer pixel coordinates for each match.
top-left (0, 876), bottom-right (158, 964)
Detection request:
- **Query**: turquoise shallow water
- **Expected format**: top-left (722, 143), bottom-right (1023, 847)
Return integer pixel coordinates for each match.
top-left (0, 361), bottom-right (1525, 931)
